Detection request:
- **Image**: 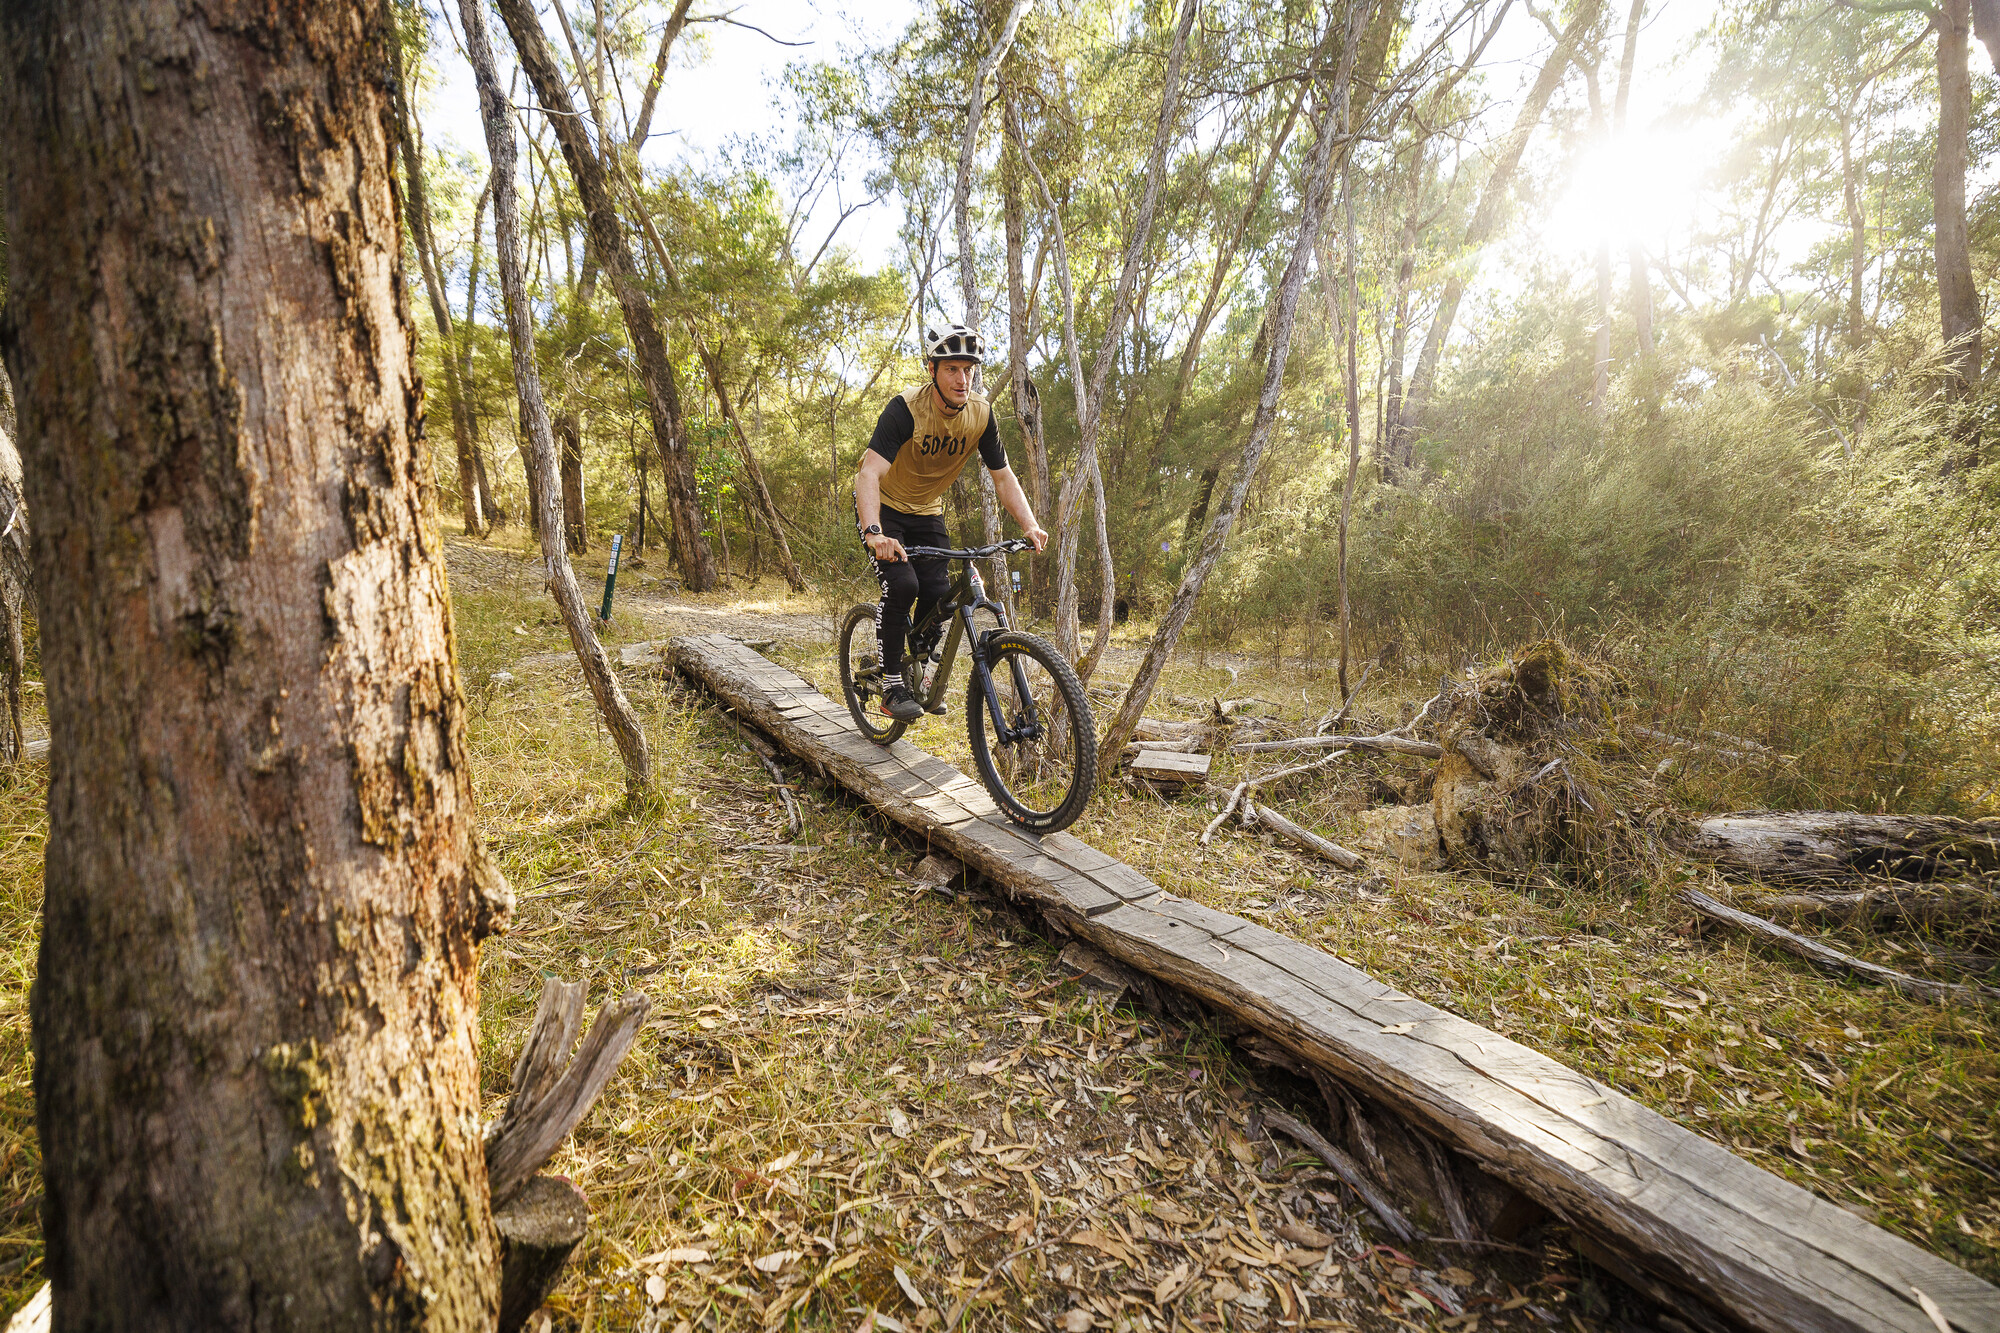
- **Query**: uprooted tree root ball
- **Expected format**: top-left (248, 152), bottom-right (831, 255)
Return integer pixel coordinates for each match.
top-left (1425, 641), bottom-right (1686, 885)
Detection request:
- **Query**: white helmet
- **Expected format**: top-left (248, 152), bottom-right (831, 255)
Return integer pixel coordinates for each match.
top-left (922, 323), bottom-right (986, 364)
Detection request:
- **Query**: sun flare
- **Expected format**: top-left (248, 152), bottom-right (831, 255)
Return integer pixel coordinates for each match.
top-left (1542, 125), bottom-right (1716, 254)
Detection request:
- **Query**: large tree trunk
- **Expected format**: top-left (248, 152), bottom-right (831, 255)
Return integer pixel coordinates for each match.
top-left (1393, 0), bottom-right (1600, 451)
top-left (463, 0), bottom-right (653, 794)
top-left (1102, 30), bottom-right (1353, 762)
top-left (493, 0), bottom-right (717, 591)
top-left (0, 2), bottom-right (511, 1324)
top-left (1934, 0), bottom-right (1983, 402)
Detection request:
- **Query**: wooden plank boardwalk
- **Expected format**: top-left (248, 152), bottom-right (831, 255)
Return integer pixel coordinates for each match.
top-left (669, 633), bottom-right (2000, 1333)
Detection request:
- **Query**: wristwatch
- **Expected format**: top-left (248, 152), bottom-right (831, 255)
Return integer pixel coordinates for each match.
top-left (859, 523), bottom-right (883, 539)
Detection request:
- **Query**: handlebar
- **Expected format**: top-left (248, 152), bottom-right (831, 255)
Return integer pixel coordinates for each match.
top-left (899, 538), bottom-right (1033, 560)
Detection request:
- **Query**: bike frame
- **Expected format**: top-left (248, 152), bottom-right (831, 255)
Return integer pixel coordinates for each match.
top-left (900, 543), bottom-right (1045, 745)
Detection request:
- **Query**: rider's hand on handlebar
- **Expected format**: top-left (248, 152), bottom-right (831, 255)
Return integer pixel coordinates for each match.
top-left (865, 532), bottom-right (908, 563)
top-left (1024, 525), bottom-right (1048, 553)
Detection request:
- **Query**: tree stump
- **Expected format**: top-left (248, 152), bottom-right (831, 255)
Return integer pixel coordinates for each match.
top-left (496, 1174), bottom-right (589, 1333)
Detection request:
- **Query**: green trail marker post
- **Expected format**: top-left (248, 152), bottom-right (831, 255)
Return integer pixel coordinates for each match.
top-left (598, 532), bottom-right (623, 623)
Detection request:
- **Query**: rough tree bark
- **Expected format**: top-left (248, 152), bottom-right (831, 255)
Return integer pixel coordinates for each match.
top-left (494, 0), bottom-right (717, 590)
top-left (0, 1), bottom-right (512, 1323)
top-left (557, 412), bottom-right (589, 555)
top-left (463, 0), bottom-right (653, 793)
top-left (1051, 0), bottom-right (1199, 669)
top-left (1393, 0), bottom-right (1601, 451)
top-left (1103, 24), bottom-right (1356, 763)
top-left (1934, 0), bottom-right (1983, 402)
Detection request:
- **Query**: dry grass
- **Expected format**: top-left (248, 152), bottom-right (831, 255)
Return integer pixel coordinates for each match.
top-left (0, 535), bottom-right (1991, 1330)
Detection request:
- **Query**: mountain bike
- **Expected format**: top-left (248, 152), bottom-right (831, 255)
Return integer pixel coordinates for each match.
top-left (838, 538), bottom-right (1097, 833)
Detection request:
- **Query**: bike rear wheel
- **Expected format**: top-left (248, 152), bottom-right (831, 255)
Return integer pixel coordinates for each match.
top-left (966, 630), bottom-right (1097, 832)
top-left (838, 603), bottom-right (911, 745)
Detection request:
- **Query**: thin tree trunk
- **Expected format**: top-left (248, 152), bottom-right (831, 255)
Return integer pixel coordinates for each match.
top-left (1613, 0), bottom-right (1653, 357)
top-left (1104, 49), bottom-right (1354, 761)
top-left (1394, 0), bottom-right (1600, 450)
top-left (0, 425), bottom-right (27, 764)
top-left (1001, 85), bottom-right (1049, 526)
top-left (1586, 61), bottom-right (1612, 417)
top-left (1934, 0), bottom-right (1982, 402)
top-left (614, 194), bottom-right (807, 593)
top-left (1053, 0), bottom-right (1198, 665)
top-left (387, 16), bottom-right (487, 536)
top-left (557, 413), bottom-right (589, 554)
top-left (1840, 112), bottom-right (1866, 347)
top-left (464, 172), bottom-right (505, 527)
top-left (1156, 87), bottom-right (1306, 453)
top-left (1383, 145), bottom-right (1423, 482)
top-left (463, 0), bottom-right (652, 794)
top-left (494, 0), bottom-right (717, 590)
top-left (0, 2), bottom-right (512, 1322)
top-left (1337, 151), bottom-right (1363, 699)
top-left (952, 0), bottom-right (1036, 611)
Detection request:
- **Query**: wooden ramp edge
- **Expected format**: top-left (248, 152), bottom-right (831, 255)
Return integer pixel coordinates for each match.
top-left (668, 633), bottom-right (2000, 1333)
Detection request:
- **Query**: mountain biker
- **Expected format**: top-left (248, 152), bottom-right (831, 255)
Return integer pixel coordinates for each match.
top-left (855, 322), bottom-right (1048, 721)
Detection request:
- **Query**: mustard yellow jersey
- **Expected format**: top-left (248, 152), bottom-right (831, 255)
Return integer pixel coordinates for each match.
top-left (865, 384), bottom-right (1006, 516)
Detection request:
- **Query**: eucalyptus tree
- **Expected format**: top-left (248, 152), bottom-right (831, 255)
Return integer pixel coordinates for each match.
top-left (1, 0), bottom-right (513, 1321)
top-left (463, 0), bottom-right (655, 793)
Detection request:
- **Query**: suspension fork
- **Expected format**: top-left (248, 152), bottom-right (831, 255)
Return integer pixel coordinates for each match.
top-left (963, 603), bottom-right (1043, 744)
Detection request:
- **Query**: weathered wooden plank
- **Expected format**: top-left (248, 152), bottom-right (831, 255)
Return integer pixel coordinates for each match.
top-left (666, 633), bottom-right (2000, 1333)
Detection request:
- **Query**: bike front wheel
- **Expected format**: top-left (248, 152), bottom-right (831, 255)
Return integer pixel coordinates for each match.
top-left (966, 630), bottom-right (1097, 833)
top-left (838, 603), bottom-right (910, 745)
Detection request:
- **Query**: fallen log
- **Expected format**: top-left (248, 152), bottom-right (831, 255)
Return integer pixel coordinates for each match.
top-left (1688, 812), bottom-right (2000, 887)
top-left (1233, 732), bottom-right (1442, 758)
top-left (1245, 801), bottom-right (1366, 872)
top-left (1682, 890), bottom-right (2000, 1008)
top-left (668, 633), bottom-right (2000, 1333)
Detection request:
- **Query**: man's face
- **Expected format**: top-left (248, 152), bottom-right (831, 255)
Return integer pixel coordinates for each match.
top-left (933, 358), bottom-right (975, 403)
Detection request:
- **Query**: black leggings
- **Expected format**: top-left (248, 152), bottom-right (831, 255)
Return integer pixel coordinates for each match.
top-left (869, 506), bottom-right (951, 673)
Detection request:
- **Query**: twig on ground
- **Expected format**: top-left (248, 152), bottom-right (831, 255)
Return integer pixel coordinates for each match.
top-left (1245, 802), bottom-right (1366, 871)
top-left (1202, 781), bottom-right (1250, 846)
top-left (1682, 890), bottom-right (2000, 1007)
top-left (1233, 733), bottom-right (1441, 758)
top-left (1316, 661), bottom-right (1373, 735)
top-left (1264, 1109), bottom-right (1419, 1243)
top-left (750, 748), bottom-right (803, 838)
